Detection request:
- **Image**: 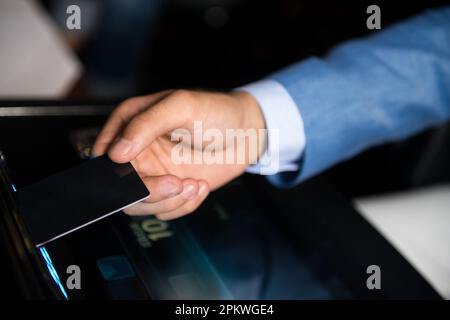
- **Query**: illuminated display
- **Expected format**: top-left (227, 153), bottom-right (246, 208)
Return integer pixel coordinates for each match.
top-left (39, 247), bottom-right (69, 300)
top-left (10, 183), bottom-right (69, 299)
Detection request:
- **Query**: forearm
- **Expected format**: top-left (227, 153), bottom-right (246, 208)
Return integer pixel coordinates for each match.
top-left (263, 5), bottom-right (450, 186)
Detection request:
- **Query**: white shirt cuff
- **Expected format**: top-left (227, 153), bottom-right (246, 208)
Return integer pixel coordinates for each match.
top-left (236, 79), bottom-right (306, 175)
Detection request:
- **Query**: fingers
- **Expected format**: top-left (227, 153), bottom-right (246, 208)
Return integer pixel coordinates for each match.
top-left (123, 179), bottom-right (209, 219)
top-left (156, 181), bottom-right (209, 220)
top-left (123, 178), bottom-right (197, 215)
top-left (108, 90), bottom-right (196, 163)
top-left (140, 174), bottom-right (183, 203)
top-left (92, 91), bottom-right (171, 157)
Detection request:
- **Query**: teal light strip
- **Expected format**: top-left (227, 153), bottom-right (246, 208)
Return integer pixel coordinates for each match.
top-left (39, 247), bottom-right (69, 300)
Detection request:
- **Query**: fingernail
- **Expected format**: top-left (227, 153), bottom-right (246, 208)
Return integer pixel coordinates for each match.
top-left (111, 138), bottom-right (132, 157)
top-left (182, 184), bottom-right (196, 200)
top-left (161, 181), bottom-right (181, 197)
top-left (198, 184), bottom-right (208, 196)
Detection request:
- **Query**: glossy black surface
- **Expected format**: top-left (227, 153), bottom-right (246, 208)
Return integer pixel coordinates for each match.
top-left (15, 156), bottom-right (149, 247)
top-left (0, 103), bottom-right (442, 299)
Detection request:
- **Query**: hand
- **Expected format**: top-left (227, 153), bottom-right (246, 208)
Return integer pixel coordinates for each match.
top-left (92, 90), bottom-right (265, 220)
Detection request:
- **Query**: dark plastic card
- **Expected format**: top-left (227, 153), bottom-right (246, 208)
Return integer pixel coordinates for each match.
top-left (16, 155), bottom-right (149, 247)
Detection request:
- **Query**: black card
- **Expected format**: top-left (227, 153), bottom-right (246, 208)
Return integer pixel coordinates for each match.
top-left (16, 155), bottom-right (149, 247)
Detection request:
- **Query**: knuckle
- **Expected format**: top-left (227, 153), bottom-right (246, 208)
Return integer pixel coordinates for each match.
top-left (114, 96), bottom-right (145, 115)
top-left (115, 98), bottom-right (136, 113)
top-left (171, 90), bottom-right (196, 117)
top-left (121, 96), bottom-right (142, 106)
top-left (110, 106), bottom-right (124, 119)
top-left (172, 89), bottom-right (194, 101)
top-left (128, 113), bottom-right (149, 131)
top-left (110, 103), bottom-right (132, 121)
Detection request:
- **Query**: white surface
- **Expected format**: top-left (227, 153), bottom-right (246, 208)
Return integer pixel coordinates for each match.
top-left (355, 184), bottom-right (450, 299)
top-left (0, 0), bottom-right (81, 98)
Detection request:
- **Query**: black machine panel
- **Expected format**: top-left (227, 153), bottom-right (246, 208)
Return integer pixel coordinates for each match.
top-left (0, 104), bottom-right (441, 300)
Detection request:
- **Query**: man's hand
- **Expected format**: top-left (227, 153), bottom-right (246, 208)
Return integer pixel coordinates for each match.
top-left (92, 90), bottom-right (265, 220)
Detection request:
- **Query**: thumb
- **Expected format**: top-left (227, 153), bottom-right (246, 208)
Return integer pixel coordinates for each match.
top-left (108, 91), bottom-right (194, 163)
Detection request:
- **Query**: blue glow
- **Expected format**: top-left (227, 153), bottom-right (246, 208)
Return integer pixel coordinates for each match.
top-left (39, 247), bottom-right (69, 300)
top-left (11, 184), bottom-right (17, 192)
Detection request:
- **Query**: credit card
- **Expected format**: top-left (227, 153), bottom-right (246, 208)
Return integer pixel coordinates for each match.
top-left (15, 155), bottom-right (149, 247)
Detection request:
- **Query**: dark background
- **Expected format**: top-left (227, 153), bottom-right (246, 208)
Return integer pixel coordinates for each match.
top-left (39, 0), bottom-right (450, 92)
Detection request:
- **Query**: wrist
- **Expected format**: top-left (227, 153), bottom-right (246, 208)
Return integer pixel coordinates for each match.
top-left (230, 91), bottom-right (267, 163)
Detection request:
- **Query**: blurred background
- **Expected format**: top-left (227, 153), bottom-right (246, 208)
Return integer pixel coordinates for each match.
top-left (1, 0), bottom-right (448, 99)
